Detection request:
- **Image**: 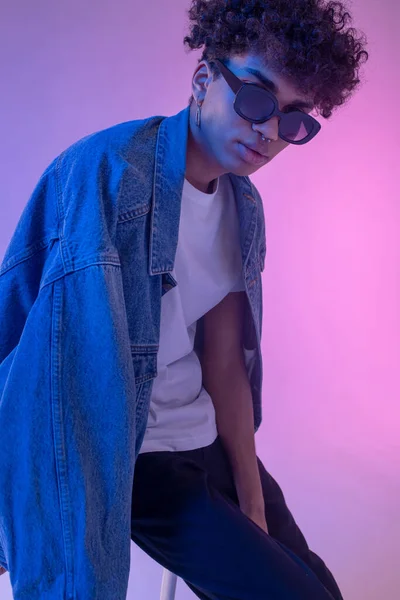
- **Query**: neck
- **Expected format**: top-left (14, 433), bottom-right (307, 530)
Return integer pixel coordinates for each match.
top-left (185, 106), bottom-right (225, 194)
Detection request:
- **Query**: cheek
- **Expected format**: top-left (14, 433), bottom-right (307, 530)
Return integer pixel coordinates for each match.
top-left (209, 91), bottom-right (241, 127)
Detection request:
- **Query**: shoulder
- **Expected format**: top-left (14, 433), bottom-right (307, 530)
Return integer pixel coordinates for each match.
top-left (56, 114), bottom-right (165, 178)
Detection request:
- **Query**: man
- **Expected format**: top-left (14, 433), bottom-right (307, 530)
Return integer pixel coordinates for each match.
top-left (0, 0), bottom-right (368, 597)
top-left (129, 52), bottom-right (342, 600)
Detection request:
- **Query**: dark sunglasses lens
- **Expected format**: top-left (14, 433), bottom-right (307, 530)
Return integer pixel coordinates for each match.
top-left (236, 86), bottom-right (314, 142)
top-left (279, 111), bottom-right (314, 142)
top-left (237, 85), bottom-right (274, 120)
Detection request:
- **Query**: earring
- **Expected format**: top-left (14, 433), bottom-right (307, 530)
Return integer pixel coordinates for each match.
top-left (196, 102), bottom-right (202, 128)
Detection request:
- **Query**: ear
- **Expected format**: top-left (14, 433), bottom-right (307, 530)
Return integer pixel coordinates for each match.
top-left (191, 61), bottom-right (213, 102)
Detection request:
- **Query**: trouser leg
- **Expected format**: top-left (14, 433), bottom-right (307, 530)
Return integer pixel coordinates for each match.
top-left (131, 437), bottom-right (343, 599)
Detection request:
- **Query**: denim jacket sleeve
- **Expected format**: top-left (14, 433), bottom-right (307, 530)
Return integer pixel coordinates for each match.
top-left (0, 153), bottom-right (138, 599)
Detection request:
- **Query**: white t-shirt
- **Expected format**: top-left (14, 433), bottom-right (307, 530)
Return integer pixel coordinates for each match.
top-left (139, 174), bottom-right (245, 454)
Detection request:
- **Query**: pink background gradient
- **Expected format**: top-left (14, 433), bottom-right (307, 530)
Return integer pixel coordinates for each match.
top-left (0, 1), bottom-right (398, 598)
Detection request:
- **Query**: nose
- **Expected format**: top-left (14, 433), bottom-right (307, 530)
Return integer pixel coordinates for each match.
top-left (252, 116), bottom-right (279, 142)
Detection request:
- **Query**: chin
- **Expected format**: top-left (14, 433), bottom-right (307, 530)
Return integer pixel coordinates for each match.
top-left (233, 162), bottom-right (265, 176)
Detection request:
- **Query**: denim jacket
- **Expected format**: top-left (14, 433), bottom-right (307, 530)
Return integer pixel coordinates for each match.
top-left (0, 106), bottom-right (266, 598)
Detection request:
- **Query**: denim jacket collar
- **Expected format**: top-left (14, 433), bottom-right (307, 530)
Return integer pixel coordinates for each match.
top-left (149, 105), bottom-right (260, 277)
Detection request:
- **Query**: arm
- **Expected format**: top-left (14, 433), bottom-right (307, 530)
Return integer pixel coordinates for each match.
top-left (200, 291), bottom-right (265, 516)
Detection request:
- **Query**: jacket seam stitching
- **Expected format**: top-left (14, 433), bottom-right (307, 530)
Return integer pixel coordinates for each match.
top-left (50, 279), bottom-right (75, 599)
top-left (39, 261), bottom-right (122, 293)
top-left (0, 236), bottom-right (58, 277)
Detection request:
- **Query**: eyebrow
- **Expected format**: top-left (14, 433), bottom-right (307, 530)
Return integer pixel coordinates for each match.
top-left (243, 67), bottom-right (314, 110)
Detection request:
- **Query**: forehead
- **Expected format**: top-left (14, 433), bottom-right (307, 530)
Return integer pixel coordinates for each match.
top-left (227, 53), bottom-right (314, 110)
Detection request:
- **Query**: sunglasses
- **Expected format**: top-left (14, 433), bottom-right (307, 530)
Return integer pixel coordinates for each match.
top-left (213, 59), bottom-right (321, 145)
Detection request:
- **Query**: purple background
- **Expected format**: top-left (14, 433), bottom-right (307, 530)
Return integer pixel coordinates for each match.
top-left (0, 1), bottom-right (398, 598)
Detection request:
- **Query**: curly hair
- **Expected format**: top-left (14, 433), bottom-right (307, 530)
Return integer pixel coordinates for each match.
top-left (183, 0), bottom-right (369, 119)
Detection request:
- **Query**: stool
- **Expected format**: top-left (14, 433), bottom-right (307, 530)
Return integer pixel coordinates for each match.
top-left (160, 568), bottom-right (178, 600)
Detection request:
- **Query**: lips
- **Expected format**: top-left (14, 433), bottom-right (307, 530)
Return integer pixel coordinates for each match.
top-left (243, 144), bottom-right (269, 158)
top-left (238, 143), bottom-right (269, 165)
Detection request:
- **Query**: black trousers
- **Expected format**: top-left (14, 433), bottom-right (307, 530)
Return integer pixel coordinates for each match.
top-left (131, 436), bottom-right (344, 600)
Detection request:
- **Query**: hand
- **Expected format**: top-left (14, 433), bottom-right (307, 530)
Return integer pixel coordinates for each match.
top-left (241, 506), bottom-right (269, 535)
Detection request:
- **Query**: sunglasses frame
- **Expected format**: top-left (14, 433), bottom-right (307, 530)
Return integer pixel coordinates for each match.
top-left (213, 59), bottom-right (321, 145)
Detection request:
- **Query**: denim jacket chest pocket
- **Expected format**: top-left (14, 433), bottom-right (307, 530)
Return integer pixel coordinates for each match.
top-left (130, 345), bottom-right (158, 385)
top-left (130, 344), bottom-right (159, 421)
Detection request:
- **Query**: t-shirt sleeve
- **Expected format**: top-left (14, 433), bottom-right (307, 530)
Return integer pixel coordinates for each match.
top-left (231, 275), bottom-right (246, 293)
